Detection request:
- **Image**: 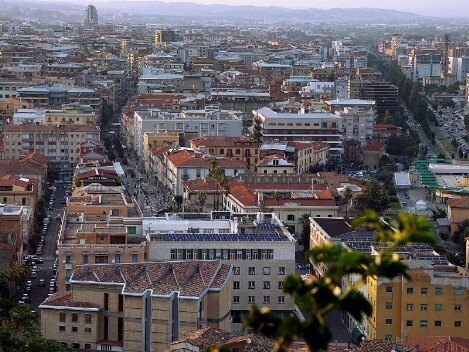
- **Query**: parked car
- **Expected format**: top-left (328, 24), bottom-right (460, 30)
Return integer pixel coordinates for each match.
top-left (38, 279), bottom-right (45, 286)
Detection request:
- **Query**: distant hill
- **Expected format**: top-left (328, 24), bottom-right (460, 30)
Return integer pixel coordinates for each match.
top-left (94, 1), bottom-right (429, 23)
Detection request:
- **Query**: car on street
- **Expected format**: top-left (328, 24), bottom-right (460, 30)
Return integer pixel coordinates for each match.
top-left (39, 279), bottom-right (45, 286)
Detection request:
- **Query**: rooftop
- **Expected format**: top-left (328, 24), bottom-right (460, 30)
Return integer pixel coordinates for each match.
top-left (255, 107), bottom-right (337, 120)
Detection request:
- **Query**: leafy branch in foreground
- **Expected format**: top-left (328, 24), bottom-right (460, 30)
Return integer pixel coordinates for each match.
top-left (244, 210), bottom-right (435, 352)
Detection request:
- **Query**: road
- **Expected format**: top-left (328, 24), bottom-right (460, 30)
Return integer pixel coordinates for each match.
top-left (29, 184), bottom-right (67, 309)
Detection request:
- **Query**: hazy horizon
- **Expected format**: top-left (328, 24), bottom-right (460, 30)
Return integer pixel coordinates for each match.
top-left (48, 0), bottom-right (469, 18)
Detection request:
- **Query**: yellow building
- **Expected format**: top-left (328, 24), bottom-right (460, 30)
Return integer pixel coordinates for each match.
top-left (40, 260), bottom-right (233, 352)
top-left (45, 104), bottom-right (96, 125)
top-left (365, 261), bottom-right (469, 341)
top-left (447, 196), bottom-right (469, 236)
top-left (143, 131), bottom-right (179, 173)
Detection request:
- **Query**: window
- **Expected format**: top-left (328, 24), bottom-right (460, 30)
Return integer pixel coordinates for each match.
top-left (59, 312), bottom-right (66, 322)
top-left (72, 326), bottom-right (78, 332)
top-left (420, 304), bottom-right (428, 311)
top-left (263, 267), bottom-right (271, 275)
top-left (263, 281), bottom-right (270, 289)
top-left (82, 253), bottom-right (89, 264)
top-left (59, 326), bottom-right (65, 332)
top-left (385, 286), bottom-right (392, 293)
top-left (454, 321), bottom-right (461, 327)
top-left (385, 319), bottom-right (392, 325)
top-left (435, 321), bottom-right (442, 327)
top-left (104, 293), bottom-right (109, 310)
top-left (248, 281), bottom-right (255, 289)
top-left (278, 296), bottom-right (285, 304)
top-left (406, 320), bottom-right (413, 327)
top-left (279, 267), bottom-right (285, 275)
top-left (406, 304), bottom-right (413, 311)
top-left (385, 335), bottom-right (392, 341)
top-left (406, 287), bottom-right (413, 295)
top-left (385, 302), bottom-right (392, 309)
top-left (72, 313), bottom-right (78, 322)
top-left (278, 281), bottom-right (284, 289)
top-left (421, 288), bottom-right (428, 294)
top-left (233, 281), bottom-right (240, 289)
top-left (118, 294), bottom-right (123, 312)
top-left (248, 296), bottom-right (255, 304)
top-left (455, 304), bottom-right (461, 311)
top-left (455, 289), bottom-right (463, 295)
top-left (131, 253), bottom-right (138, 263)
top-left (287, 214), bottom-right (295, 221)
top-left (233, 296), bottom-right (239, 304)
top-left (435, 287), bottom-right (443, 295)
top-left (234, 267), bottom-right (240, 275)
top-left (435, 304), bottom-right (442, 311)
top-left (85, 343), bottom-right (91, 349)
top-left (264, 296), bottom-right (270, 304)
top-left (248, 267), bottom-right (255, 275)
top-left (114, 253), bottom-right (121, 264)
top-left (65, 254), bottom-right (71, 264)
top-left (85, 314), bottom-right (92, 323)
top-left (420, 320), bottom-right (428, 327)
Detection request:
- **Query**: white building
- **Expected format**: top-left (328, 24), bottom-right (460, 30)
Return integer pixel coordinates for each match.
top-left (11, 109), bottom-right (45, 125)
top-left (456, 57), bottom-right (469, 83)
top-left (334, 107), bottom-right (375, 147)
top-left (145, 211), bottom-right (297, 332)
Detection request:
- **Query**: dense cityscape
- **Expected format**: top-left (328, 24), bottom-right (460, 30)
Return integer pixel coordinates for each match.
top-left (0, 1), bottom-right (468, 352)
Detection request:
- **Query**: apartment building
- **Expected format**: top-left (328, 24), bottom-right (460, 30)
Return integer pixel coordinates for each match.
top-left (133, 109), bottom-right (243, 158)
top-left (295, 141), bottom-right (330, 173)
top-left (364, 260), bottom-right (469, 341)
top-left (3, 124), bottom-right (100, 180)
top-left (0, 174), bottom-right (39, 208)
top-left (252, 107), bottom-right (343, 154)
top-left (348, 80), bottom-right (399, 117)
top-left (256, 154), bottom-right (296, 174)
top-left (57, 185), bottom-right (146, 291)
top-left (137, 73), bottom-right (185, 93)
top-left (189, 136), bottom-right (259, 169)
top-left (163, 149), bottom-right (247, 196)
top-left (40, 260), bottom-right (232, 352)
top-left (145, 212), bottom-right (296, 332)
top-left (335, 107), bottom-right (375, 147)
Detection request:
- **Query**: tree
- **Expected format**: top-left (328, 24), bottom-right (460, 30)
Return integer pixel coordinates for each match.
top-left (35, 198), bottom-right (47, 221)
top-left (355, 180), bottom-right (389, 214)
top-left (343, 187), bottom-right (353, 218)
top-left (273, 191), bottom-right (282, 220)
top-left (298, 213), bottom-right (311, 253)
top-left (244, 211), bottom-right (435, 352)
top-left (173, 195), bottom-right (183, 212)
top-left (453, 219), bottom-right (469, 245)
top-left (197, 191), bottom-right (207, 212)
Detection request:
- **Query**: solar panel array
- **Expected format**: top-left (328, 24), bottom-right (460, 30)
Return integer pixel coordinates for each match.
top-left (416, 255), bottom-right (449, 265)
top-left (160, 232), bottom-right (287, 242)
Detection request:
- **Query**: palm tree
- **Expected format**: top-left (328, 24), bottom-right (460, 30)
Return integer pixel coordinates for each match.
top-left (343, 187), bottom-right (353, 218)
top-left (197, 191), bottom-right (207, 212)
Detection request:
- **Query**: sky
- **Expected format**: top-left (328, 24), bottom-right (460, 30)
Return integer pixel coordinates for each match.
top-left (60, 0), bottom-right (469, 17)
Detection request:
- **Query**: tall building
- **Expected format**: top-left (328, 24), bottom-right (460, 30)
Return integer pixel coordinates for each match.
top-left (84, 4), bottom-right (98, 28)
top-left (348, 80), bottom-right (399, 118)
top-left (154, 29), bottom-right (176, 44)
top-left (40, 260), bottom-right (232, 352)
top-left (145, 211), bottom-right (297, 332)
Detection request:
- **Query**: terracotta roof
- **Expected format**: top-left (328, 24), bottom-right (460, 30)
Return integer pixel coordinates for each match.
top-left (152, 144), bottom-right (172, 156)
top-left (263, 198), bottom-right (336, 207)
top-left (0, 242), bottom-right (15, 250)
top-left (70, 260), bottom-right (231, 297)
top-left (228, 180), bottom-right (258, 206)
top-left (40, 291), bottom-right (101, 309)
top-left (76, 168), bottom-right (118, 181)
top-left (447, 196), bottom-right (469, 208)
top-left (406, 337), bottom-right (469, 352)
top-left (0, 174), bottom-right (39, 189)
top-left (291, 141), bottom-right (329, 151)
top-left (256, 153), bottom-right (295, 167)
top-left (166, 150), bottom-right (247, 168)
top-left (190, 136), bottom-right (258, 148)
top-left (326, 340), bottom-right (393, 352)
top-left (363, 142), bottom-right (385, 151)
top-left (182, 177), bottom-right (220, 192)
top-left (373, 123), bottom-right (401, 130)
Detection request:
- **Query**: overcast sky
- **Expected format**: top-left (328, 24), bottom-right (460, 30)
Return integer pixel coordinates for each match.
top-left (65, 0), bottom-right (469, 17)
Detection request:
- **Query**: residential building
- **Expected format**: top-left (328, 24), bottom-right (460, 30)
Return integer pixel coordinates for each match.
top-left (3, 124), bottom-right (100, 181)
top-left (0, 174), bottom-right (38, 208)
top-left (145, 212), bottom-right (296, 332)
top-left (155, 29), bottom-right (177, 44)
top-left (334, 107), bottom-right (375, 147)
top-left (373, 124), bottom-right (402, 143)
top-left (447, 196), bottom-right (469, 236)
top-left (256, 154), bottom-right (295, 174)
top-left (56, 184), bottom-right (146, 291)
top-left (189, 136), bottom-right (259, 170)
top-left (252, 107), bottom-right (343, 154)
top-left (78, 140), bottom-right (106, 164)
top-left (163, 149), bottom-right (247, 196)
top-left (40, 260), bottom-right (232, 352)
top-left (295, 141), bottom-right (330, 174)
top-left (363, 142), bottom-right (386, 171)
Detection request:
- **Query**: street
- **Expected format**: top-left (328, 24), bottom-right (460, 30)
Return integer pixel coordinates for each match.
top-left (28, 184), bottom-right (67, 309)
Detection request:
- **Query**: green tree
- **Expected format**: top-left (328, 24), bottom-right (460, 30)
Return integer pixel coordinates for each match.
top-left (197, 191), bottom-right (207, 212)
top-left (35, 198), bottom-right (47, 221)
top-left (355, 180), bottom-right (389, 214)
top-left (244, 210), bottom-right (435, 352)
top-left (298, 213), bottom-right (311, 253)
top-left (173, 195), bottom-right (183, 212)
top-left (343, 187), bottom-right (353, 218)
top-left (453, 219), bottom-right (469, 245)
